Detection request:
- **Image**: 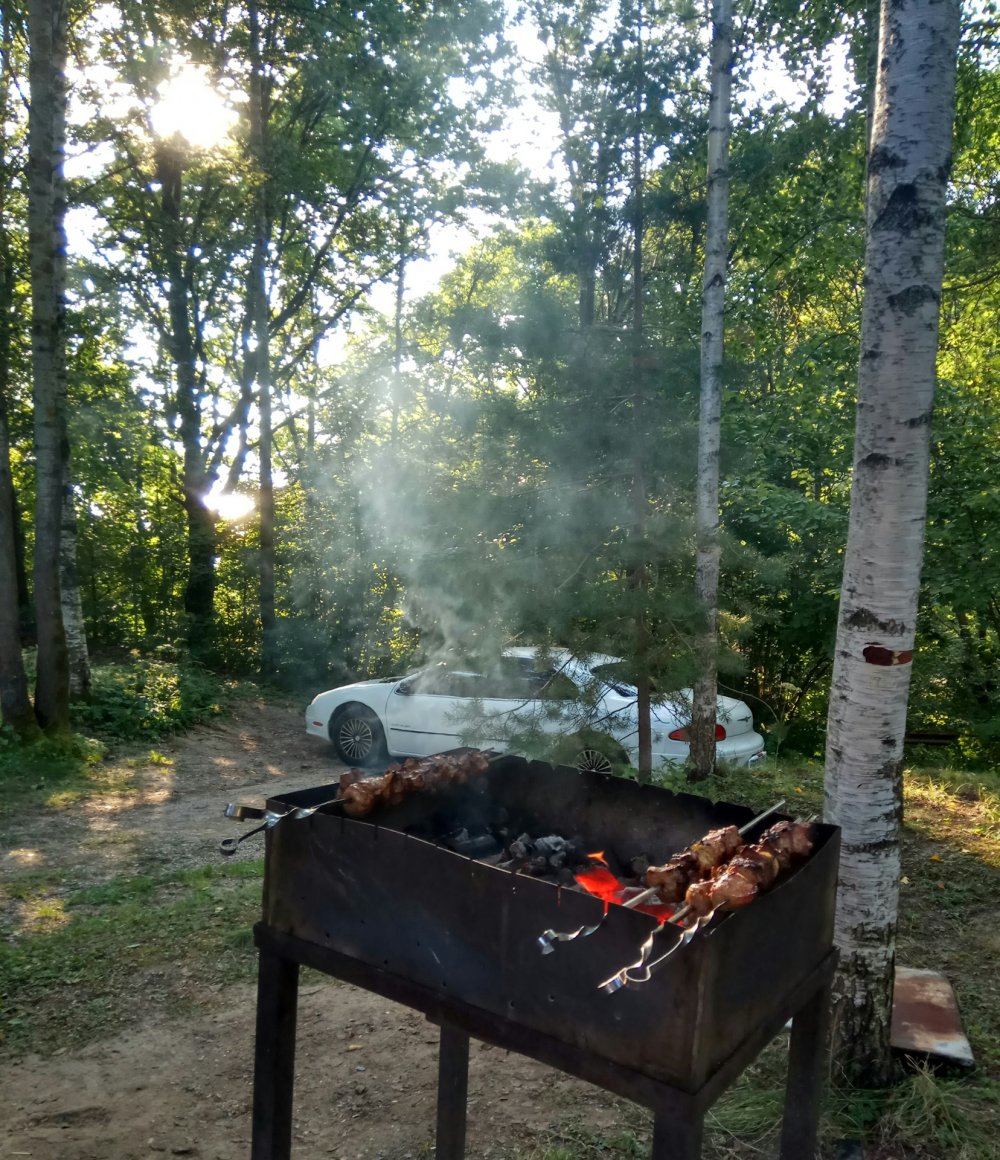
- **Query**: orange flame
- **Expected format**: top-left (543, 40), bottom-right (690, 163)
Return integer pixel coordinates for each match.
top-left (574, 851), bottom-right (674, 924)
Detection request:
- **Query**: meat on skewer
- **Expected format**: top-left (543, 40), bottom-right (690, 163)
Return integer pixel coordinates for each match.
top-left (684, 821), bottom-right (815, 916)
top-left (643, 824), bottom-right (744, 904)
top-left (757, 818), bottom-right (814, 866)
top-left (339, 749), bottom-right (490, 818)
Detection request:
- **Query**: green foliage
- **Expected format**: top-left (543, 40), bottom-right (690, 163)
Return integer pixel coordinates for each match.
top-left (0, 731), bottom-right (106, 808)
top-left (70, 658), bottom-right (225, 742)
top-left (2, 0), bottom-right (997, 765)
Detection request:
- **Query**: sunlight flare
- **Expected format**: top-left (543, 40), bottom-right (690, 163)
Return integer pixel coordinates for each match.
top-left (206, 490), bottom-right (256, 521)
top-left (151, 63), bottom-right (237, 150)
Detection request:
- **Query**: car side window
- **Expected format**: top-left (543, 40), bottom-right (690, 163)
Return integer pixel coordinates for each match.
top-left (478, 672), bottom-right (532, 699)
top-left (440, 672), bottom-right (487, 698)
top-left (405, 669), bottom-right (486, 697)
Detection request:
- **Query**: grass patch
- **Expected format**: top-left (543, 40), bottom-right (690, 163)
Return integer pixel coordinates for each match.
top-left (0, 658), bottom-right (238, 822)
top-left (513, 1117), bottom-right (650, 1160)
top-left (0, 733), bottom-right (109, 821)
top-left (654, 754), bottom-right (826, 818)
top-left (0, 859), bottom-right (265, 1055)
top-left (879, 1066), bottom-right (1000, 1159)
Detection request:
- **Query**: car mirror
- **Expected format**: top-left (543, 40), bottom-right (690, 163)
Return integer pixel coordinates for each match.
top-left (396, 680), bottom-right (413, 696)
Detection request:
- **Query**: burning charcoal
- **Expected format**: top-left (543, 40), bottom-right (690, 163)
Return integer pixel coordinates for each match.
top-left (462, 835), bottom-right (501, 858)
top-left (441, 827), bottom-right (502, 858)
top-left (508, 834), bottom-right (533, 861)
top-left (534, 835), bottom-right (570, 857)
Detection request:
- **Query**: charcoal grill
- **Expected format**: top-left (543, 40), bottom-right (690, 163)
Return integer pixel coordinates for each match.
top-left (249, 754), bottom-right (839, 1159)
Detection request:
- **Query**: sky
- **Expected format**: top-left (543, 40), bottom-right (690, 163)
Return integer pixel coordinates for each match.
top-left (366, 17), bottom-right (855, 316)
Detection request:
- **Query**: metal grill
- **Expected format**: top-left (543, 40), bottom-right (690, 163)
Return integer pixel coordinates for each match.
top-left (248, 754), bottom-right (839, 1159)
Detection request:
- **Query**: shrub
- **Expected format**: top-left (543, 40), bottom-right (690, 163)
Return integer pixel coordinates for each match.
top-left (71, 659), bottom-right (225, 742)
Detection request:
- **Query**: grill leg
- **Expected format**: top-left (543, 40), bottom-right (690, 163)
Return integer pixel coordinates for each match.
top-left (435, 1023), bottom-right (470, 1160)
top-left (251, 949), bottom-right (300, 1160)
top-left (652, 1109), bottom-right (703, 1159)
top-left (779, 977), bottom-right (833, 1160)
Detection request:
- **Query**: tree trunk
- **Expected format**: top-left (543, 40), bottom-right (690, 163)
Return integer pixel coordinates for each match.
top-left (0, 14), bottom-right (37, 739)
top-left (28, 0), bottom-right (70, 733)
top-left (249, 0), bottom-right (276, 682)
top-left (60, 484), bottom-right (91, 698)
top-left (392, 222), bottom-right (406, 448)
top-left (630, 0), bottom-right (652, 781)
top-left (157, 143), bottom-right (217, 660)
top-left (0, 366), bottom-right (36, 736)
top-left (0, 412), bottom-right (34, 736)
top-left (689, 0), bottom-right (733, 781)
top-left (823, 0), bottom-right (959, 1087)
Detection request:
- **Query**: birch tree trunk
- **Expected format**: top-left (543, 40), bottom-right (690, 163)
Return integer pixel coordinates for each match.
top-left (60, 486), bottom-right (91, 698)
top-left (28, 0), bottom-right (71, 733)
top-left (824, 0), bottom-right (959, 1087)
top-left (689, 0), bottom-right (733, 780)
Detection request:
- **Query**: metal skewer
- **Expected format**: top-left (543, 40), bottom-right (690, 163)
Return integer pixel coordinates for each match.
top-left (537, 799), bottom-right (786, 953)
top-left (599, 802), bottom-right (810, 994)
top-left (219, 793), bottom-right (344, 855)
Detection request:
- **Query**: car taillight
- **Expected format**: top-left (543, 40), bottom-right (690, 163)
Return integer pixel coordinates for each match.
top-left (668, 724), bottom-right (727, 742)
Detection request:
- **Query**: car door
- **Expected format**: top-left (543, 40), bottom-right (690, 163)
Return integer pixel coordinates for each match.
top-left (383, 668), bottom-right (481, 756)
top-left (472, 659), bottom-right (579, 748)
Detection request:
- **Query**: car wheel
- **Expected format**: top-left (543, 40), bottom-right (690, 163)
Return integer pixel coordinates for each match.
top-left (330, 705), bottom-right (387, 767)
top-left (574, 748), bottom-right (615, 775)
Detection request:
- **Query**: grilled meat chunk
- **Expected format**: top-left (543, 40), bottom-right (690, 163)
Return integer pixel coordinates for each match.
top-left (645, 853), bottom-right (699, 904)
top-left (340, 750), bottom-right (490, 818)
top-left (341, 779), bottom-right (381, 817)
top-left (690, 825), bottom-right (743, 870)
top-left (758, 820), bottom-right (814, 868)
top-left (644, 825), bottom-right (743, 903)
top-left (683, 823), bottom-right (814, 916)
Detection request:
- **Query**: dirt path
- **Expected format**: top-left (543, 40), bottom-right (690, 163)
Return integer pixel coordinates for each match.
top-left (3, 696), bottom-right (336, 892)
top-left (0, 980), bottom-right (636, 1160)
top-left (1, 698), bottom-right (639, 1160)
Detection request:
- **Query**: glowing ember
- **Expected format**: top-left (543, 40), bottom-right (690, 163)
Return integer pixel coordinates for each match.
top-left (574, 853), bottom-right (673, 923)
top-left (574, 862), bottom-right (626, 910)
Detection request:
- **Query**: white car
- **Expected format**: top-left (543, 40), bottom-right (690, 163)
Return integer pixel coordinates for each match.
top-left (305, 647), bottom-right (765, 774)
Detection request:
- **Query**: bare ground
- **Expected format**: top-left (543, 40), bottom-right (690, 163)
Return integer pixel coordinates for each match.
top-left (0, 698), bottom-right (651, 1160)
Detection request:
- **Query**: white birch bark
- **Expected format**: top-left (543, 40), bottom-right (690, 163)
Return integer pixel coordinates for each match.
top-left (60, 486), bottom-right (91, 698)
top-left (690, 0), bottom-right (732, 779)
top-left (824, 0), bottom-right (960, 1085)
